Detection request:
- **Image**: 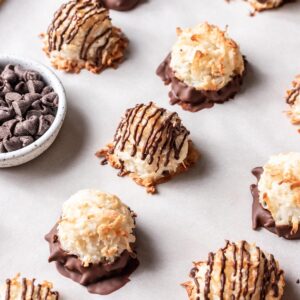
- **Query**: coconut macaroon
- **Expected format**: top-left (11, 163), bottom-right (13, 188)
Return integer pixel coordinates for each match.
top-left (251, 153), bottom-right (300, 239)
top-left (247, 0), bottom-right (284, 12)
top-left (101, 0), bottom-right (140, 11)
top-left (286, 75), bottom-right (300, 127)
top-left (97, 102), bottom-right (199, 193)
top-left (42, 0), bottom-right (128, 73)
top-left (45, 189), bottom-right (139, 295)
top-left (183, 241), bottom-right (285, 300)
top-left (157, 23), bottom-right (246, 112)
top-left (0, 274), bottom-right (59, 300)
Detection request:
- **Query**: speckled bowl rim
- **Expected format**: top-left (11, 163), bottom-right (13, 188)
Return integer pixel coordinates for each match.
top-left (0, 55), bottom-right (67, 162)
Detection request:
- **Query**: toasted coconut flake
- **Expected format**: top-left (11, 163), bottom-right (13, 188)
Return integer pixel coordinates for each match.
top-left (258, 153), bottom-right (300, 230)
top-left (170, 23), bottom-right (244, 91)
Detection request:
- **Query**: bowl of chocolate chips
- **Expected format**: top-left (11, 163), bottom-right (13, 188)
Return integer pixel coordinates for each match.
top-left (0, 55), bottom-right (66, 167)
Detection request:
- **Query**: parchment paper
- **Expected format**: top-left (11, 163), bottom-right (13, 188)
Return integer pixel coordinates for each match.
top-left (0, 0), bottom-right (300, 299)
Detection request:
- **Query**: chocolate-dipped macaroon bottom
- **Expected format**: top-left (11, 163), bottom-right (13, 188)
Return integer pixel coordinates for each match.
top-left (45, 225), bottom-right (139, 295)
top-left (156, 54), bottom-right (246, 112)
top-left (101, 0), bottom-right (139, 11)
top-left (251, 167), bottom-right (300, 240)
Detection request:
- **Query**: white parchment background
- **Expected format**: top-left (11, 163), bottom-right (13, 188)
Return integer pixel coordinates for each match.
top-left (0, 0), bottom-right (300, 299)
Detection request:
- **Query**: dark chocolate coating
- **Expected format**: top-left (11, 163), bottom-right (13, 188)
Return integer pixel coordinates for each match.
top-left (101, 0), bottom-right (139, 11)
top-left (45, 225), bottom-right (139, 295)
top-left (251, 167), bottom-right (300, 240)
top-left (156, 53), bottom-right (246, 112)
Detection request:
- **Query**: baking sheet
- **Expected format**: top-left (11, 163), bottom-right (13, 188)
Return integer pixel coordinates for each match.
top-left (0, 0), bottom-right (300, 299)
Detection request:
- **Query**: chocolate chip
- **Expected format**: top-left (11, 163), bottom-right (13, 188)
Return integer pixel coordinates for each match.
top-left (0, 80), bottom-right (13, 94)
top-left (45, 114), bottom-right (55, 123)
top-left (0, 78), bottom-right (5, 91)
top-left (24, 93), bottom-right (42, 103)
top-left (23, 70), bottom-right (41, 81)
top-left (42, 92), bottom-right (59, 107)
top-left (42, 86), bottom-right (54, 95)
top-left (4, 83), bottom-right (13, 94)
top-left (37, 114), bottom-right (54, 136)
top-left (40, 105), bottom-right (54, 115)
top-left (14, 81), bottom-right (28, 94)
top-left (26, 80), bottom-right (36, 94)
top-left (0, 63), bottom-right (58, 152)
top-left (31, 100), bottom-right (42, 110)
top-left (0, 125), bottom-right (11, 140)
top-left (1, 69), bottom-right (18, 85)
top-left (2, 119), bottom-right (18, 131)
top-left (12, 99), bottom-right (32, 116)
top-left (0, 107), bottom-right (15, 124)
top-left (15, 115), bottom-right (23, 122)
top-left (26, 110), bottom-right (42, 119)
top-left (4, 64), bottom-right (15, 72)
top-left (14, 121), bottom-right (29, 136)
top-left (27, 79), bottom-right (45, 94)
top-left (20, 136), bottom-right (34, 147)
top-left (0, 78), bottom-right (13, 96)
top-left (3, 136), bottom-right (23, 152)
top-left (14, 64), bottom-right (25, 79)
top-left (0, 119), bottom-right (18, 140)
top-left (0, 100), bottom-right (7, 107)
top-left (0, 142), bottom-right (5, 153)
top-left (25, 116), bottom-right (39, 135)
top-left (5, 92), bottom-right (22, 105)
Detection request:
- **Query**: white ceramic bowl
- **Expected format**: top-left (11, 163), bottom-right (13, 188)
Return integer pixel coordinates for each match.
top-left (0, 55), bottom-right (67, 167)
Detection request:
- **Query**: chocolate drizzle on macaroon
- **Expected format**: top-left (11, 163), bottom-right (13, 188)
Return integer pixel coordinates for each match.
top-left (2, 275), bottom-right (59, 300)
top-left (183, 241), bottom-right (285, 300)
top-left (43, 0), bottom-right (128, 73)
top-left (286, 85), bottom-right (300, 105)
top-left (111, 102), bottom-right (190, 169)
top-left (97, 102), bottom-right (199, 193)
top-left (286, 75), bottom-right (300, 126)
